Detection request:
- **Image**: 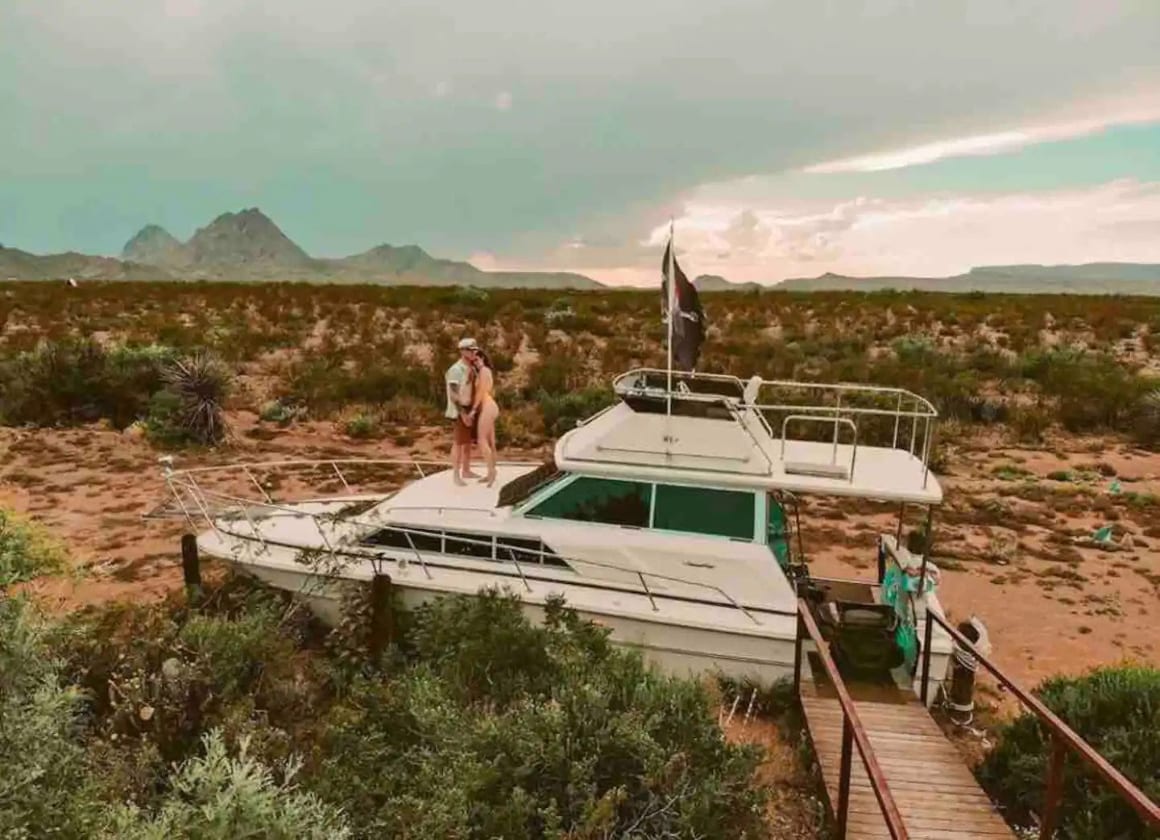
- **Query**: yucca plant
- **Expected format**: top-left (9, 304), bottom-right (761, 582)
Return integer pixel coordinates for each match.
top-left (160, 351), bottom-right (233, 445)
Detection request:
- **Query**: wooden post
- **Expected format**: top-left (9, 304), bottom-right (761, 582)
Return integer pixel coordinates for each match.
top-left (793, 609), bottom-right (805, 694)
top-left (920, 610), bottom-right (934, 705)
top-left (1040, 733), bottom-right (1067, 840)
top-left (181, 534), bottom-right (202, 606)
top-left (369, 574), bottom-right (393, 663)
top-left (837, 717), bottom-right (853, 838)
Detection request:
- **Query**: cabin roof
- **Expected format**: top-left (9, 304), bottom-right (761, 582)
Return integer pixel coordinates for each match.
top-left (554, 398), bottom-right (943, 506)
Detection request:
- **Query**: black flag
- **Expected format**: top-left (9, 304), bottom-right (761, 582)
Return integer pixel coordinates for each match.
top-left (661, 238), bottom-right (705, 371)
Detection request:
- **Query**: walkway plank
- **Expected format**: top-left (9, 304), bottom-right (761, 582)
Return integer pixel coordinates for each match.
top-left (800, 688), bottom-right (1016, 840)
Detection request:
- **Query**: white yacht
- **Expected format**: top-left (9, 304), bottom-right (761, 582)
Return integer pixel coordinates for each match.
top-left (159, 368), bottom-right (955, 699)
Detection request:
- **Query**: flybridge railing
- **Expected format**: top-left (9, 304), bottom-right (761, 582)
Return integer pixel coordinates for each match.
top-left (158, 458), bottom-right (763, 627)
top-left (612, 368), bottom-right (940, 482)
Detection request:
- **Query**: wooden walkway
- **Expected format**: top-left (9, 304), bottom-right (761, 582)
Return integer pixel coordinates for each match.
top-left (800, 686), bottom-right (1016, 839)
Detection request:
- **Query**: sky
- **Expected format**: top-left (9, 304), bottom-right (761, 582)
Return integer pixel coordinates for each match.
top-left (1, 0), bottom-right (1158, 286)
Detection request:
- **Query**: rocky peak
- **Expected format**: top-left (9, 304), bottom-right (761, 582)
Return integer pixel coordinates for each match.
top-left (121, 224), bottom-right (189, 266)
top-left (186, 208), bottom-right (311, 266)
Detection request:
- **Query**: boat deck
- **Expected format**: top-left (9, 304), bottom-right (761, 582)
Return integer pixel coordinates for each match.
top-left (800, 684), bottom-right (1015, 839)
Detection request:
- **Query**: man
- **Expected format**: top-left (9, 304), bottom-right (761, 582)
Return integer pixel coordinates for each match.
top-left (446, 337), bottom-right (479, 484)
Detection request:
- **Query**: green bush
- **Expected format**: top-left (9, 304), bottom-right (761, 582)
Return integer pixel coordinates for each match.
top-left (259, 399), bottom-right (303, 426)
top-left (979, 665), bottom-right (1160, 839)
top-left (343, 410), bottom-right (380, 439)
top-left (537, 387), bottom-right (614, 437)
top-left (0, 507), bottom-right (67, 586)
top-left (312, 590), bottom-right (767, 839)
top-left (108, 730), bottom-right (351, 840)
top-left (1134, 388), bottom-right (1160, 449)
top-left (0, 338), bottom-right (173, 428)
top-left (0, 597), bottom-right (107, 837)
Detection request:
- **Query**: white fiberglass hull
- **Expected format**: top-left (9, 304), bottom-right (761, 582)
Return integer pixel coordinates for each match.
top-left (201, 534), bottom-right (801, 686)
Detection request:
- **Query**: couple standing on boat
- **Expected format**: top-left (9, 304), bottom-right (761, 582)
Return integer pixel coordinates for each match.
top-left (445, 337), bottom-right (500, 486)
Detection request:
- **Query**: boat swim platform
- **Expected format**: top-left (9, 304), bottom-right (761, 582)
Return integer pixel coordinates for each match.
top-left (799, 682), bottom-right (1016, 839)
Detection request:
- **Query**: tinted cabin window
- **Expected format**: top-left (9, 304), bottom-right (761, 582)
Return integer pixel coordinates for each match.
top-left (653, 485), bottom-right (755, 540)
top-left (496, 537), bottom-right (571, 569)
top-left (527, 477), bottom-right (651, 528)
top-left (443, 532), bottom-right (495, 559)
top-left (365, 527), bottom-right (442, 552)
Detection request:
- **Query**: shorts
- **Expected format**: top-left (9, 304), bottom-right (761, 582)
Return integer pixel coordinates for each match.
top-left (453, 411), bottom-right (478, 445)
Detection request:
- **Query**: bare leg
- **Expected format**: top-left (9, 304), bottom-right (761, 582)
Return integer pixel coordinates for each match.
top-left (452, 435), bottom-right (466, 485)
top-left (462, 441), bottom-right (480, 479)
top-left (477, 399), bottom-right (499, 486)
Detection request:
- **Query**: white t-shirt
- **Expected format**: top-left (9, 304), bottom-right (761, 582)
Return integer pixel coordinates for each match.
top-left (445, 359), bottom-right (471, 419)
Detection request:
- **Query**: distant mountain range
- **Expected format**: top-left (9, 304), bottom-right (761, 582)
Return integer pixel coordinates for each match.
top-left (777, 264), bottom-right (1160, 295)
top-left (693, 274), bottom-right (763, 292)
top-left (3, 208), bottom-right (603, 289)
top-left (3, 209), bottom-right (1158, 295)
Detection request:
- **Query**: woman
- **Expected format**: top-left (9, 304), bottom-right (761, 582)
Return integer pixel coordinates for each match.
top-left (467, 348), bottom-right (500, 486)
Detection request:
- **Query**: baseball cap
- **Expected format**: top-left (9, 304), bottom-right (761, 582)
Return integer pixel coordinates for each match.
top-left (457, 337), bottom-right (479, 350)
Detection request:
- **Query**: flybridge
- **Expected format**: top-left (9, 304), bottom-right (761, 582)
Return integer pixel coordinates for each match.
top-left (551, 368), bottom-right (943, 505)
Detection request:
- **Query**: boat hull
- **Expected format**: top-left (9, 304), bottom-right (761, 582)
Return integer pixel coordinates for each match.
top-left (239, 558), bottom-right (800, 685)
top-left (197, 528), bottom-right (953, 696)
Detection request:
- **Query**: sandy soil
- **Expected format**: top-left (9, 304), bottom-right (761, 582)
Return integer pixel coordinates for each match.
top-left (806, 430), bottom-right (1160, 690)
top-left (2, 416), bottom-right (1156, 693)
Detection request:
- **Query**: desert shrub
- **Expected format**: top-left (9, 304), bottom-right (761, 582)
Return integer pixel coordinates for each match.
top-left (524, 354), bottom-right (584, 397)
top-left (259, 399), bottom-right (304, 426)
top-left (1133, 388), bottom-right (1160, 449)
top-left (56, 576), bottom-right (322, 770)
top-left (452, 285), bottom-right (490, 304)
top-left (537, 387), bottom-right (615, 437)
top-left (144, 387), bottom-right (189, 445)
top-left (342, 409), bottom-right (380, 439)
top-left (979, 665), bottom-right (1160, 839)
top-left (377, 394), bottom-right (441, 426)
top-left (286, 357), bottom-right (440, 415)
top-left (1022, 350), bottom-right (1151, 433)
top-left (0, 506), bottom-right (67, 586)
top-left (0, 338), bottom-right (172, 428)
top-left (0, 596), bottom-right (107, 837)
top-left (108, 730), bottom-right (351, 840)
top-left (544, 297), bottom-right (576, 327)
top-left (1009, 402), bottom-right (1053, 444)
top-left (312, 590), bottom-right (766, 839)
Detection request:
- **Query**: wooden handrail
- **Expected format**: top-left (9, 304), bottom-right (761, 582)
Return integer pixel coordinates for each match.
top-left (923, 610), bottom-right (1160, 837)
top-left (796, 599), bottom-right (909, 840)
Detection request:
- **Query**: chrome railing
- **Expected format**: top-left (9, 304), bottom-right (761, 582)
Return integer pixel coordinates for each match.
top-left (159, 459), bottom-right (763, 627)
top-left (611, 367), bottom-right (940, 487)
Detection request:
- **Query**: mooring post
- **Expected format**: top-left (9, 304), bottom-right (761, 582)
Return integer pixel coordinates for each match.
top-left (180, 534), bottom-right (202, 606)
top-left (369, 573), bottom-right (394, 663)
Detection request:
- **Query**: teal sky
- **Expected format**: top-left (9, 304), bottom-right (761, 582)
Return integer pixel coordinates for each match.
top-left (1, 0), bottom-right (1158, 284)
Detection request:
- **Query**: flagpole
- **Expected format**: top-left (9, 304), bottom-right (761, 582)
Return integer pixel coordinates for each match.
top-left (666, 218), bottom-right (675, 424)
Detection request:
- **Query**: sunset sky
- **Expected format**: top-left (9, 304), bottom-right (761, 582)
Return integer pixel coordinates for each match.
top-left (1, 0), bottom-right (1158, 285)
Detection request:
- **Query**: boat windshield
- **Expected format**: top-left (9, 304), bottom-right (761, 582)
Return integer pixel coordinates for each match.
top-left (496, 459), bottom-right (562, 508)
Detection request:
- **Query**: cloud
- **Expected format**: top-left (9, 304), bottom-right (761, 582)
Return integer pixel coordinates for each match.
top-left (1, 0), bottom-right (1158, 261)
top-left (805, 107), bottom-right (1160, 173)
top-left (163, 0), bottom-right (203, 18)
top-left (627, 179), bottom-right (1160, 285)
